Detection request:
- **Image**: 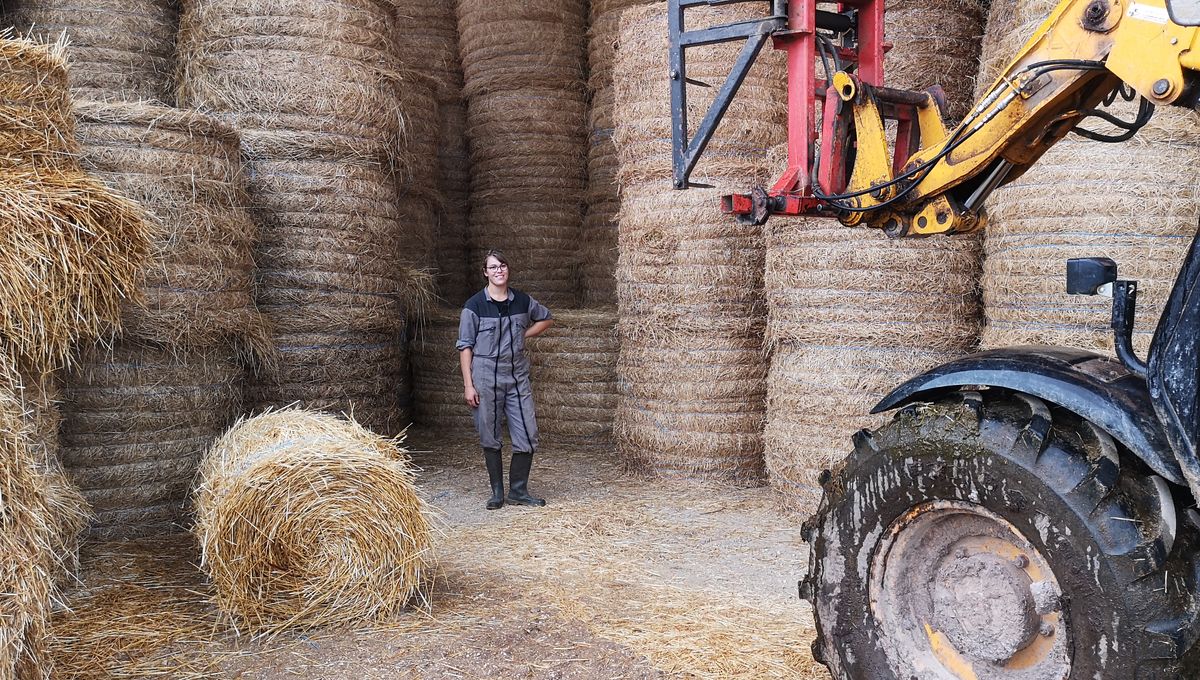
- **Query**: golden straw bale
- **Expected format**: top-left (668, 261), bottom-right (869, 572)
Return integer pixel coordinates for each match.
top-left (391, 0), bottom-right (463, 101)
top-left (884, 0), bottom-right (984, 121)
top-left (193, 408), bottom-right (432, 634)
top-left (249, 328), bottom-right (409, 437)
top-left (60, 341), bottom-right (243, 540)
top-left (73, 101), bottom-right (270, 354)
top-left (456, 0), bottom-right (586, 99)
top-left (0, 35), bottom-right (76, 168)
top-left (410, 306), bottom-right (475, 431)
top-left (527, 308), bottom-right (618, 437)
top-left (0, 166), bottom-right (153, 371)
top-left (7, 0), bottom-right (180, 103)
top-left (764, 346), bottom-right (958, 510)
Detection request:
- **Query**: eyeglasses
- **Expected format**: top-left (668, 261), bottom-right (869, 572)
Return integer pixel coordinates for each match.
top-left (485, 263), bottom-right (509, 272)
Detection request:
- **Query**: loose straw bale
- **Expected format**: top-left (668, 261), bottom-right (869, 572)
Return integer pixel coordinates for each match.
top-left (765, 345), bottom-right (959, 510)
top-left (977, 0), bottom-right (1200, 356)
top-left (249, 329), bottom-right (410, 437)
top-left (7, 0), bottom-right (180, 103)
top-left (410, 306), bottom-right (476, 432)
top-left (177, 0), bottom-right (406, 162)
top-left (527, 308), bottom-right (618, 437)
top-left (60, 341), bottom-right (243, 540)
top-left (456, 0), bottom-right (586, 99)
top-left (73, 101), bottom-right (270, 354)
top-left (0, 35), bottom-right (76, 168)
top-left (884, 0), bottom-right (984, 121)
top-left (391, 0), bottom-right (463, 102)
top-left (193, 408), bottom-right (432, 634)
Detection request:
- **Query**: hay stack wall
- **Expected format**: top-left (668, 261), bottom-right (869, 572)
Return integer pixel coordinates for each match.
top-left (5, 0), bottom-right (180, 103)
top-left (410, 307), bottom-right (476, 432)
top-left (581, 0), bottom-right (658, 306)
top-left (178, 0), bottom-right (438, 435)
top-left (456, 0), bottom-right (588, 306)
top-left (612, 4), bottom-right (785, 482)
top-left (978, 0), bottom-right (1200, 355)
top-left (763, 0), bottom-right (985, 511)
top-left (528, 308), bottom-right (619, 436)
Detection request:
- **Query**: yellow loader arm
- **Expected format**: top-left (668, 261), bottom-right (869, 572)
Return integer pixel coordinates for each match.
top-left (842, 0), bottom-right (1200, 236)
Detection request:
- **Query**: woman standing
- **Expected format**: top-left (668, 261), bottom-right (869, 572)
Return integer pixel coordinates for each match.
top-left (457, 250), bottom-right (554, 509)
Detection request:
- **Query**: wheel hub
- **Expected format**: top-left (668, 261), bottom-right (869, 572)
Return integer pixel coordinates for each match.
top-left (868, 500), bottom-right (1071, 680)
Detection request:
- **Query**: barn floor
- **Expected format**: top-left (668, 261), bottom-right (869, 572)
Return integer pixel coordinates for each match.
top-left (49, 430), bottom-right (828, 679)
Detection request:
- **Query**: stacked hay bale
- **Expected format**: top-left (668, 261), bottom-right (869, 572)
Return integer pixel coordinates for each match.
top-left (410, 307), bottom-right (476, 432)
top-left (978, 0), bottom-right (1200, 356)
top-left (62, 101), bottom-right (263, 539)
top-left (528, 308), bottom-right (618, 436)
top-left (612, 4), bottom-right (785, 481)
top-left (5, 0), bottom-right (180, 102)
top-left (581, 0), bottom-right (658, 305)
top-left (393, 0), bottom-right (473, 302)
top-left (0, 37), bottom-right (151, 677)
top-left (195, 409), bottom-right (431, 634)
top-left (456, 0), bottom-right (588, 306)
top-left (178, 0), bottom-right (438, 435)
top-left (763, 0), bottom-right (985, 511)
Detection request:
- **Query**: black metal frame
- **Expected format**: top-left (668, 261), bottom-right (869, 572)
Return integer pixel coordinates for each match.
top-left (668, 0), bottom-right (786, 189)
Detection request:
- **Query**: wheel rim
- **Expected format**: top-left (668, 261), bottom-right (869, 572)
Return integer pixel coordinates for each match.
top-left (868, 500), bottom-right (1071, 680)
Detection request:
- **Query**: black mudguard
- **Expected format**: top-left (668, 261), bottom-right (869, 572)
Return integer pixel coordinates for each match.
top-left (873, 345), bottom-right (1185, 486)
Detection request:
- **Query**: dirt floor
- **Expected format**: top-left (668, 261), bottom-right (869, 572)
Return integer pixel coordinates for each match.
top-left (47, 429), bottom-right (829, 679)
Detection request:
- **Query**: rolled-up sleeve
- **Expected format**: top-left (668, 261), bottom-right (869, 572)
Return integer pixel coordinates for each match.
top-left (456, 308), bottom-right (477, 351)
top-left (528, 296), bottom-right (552, 322)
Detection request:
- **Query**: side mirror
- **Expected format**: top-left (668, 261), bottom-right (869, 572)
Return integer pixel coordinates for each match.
top-left (1168, 0), bottom-right (1200, 26)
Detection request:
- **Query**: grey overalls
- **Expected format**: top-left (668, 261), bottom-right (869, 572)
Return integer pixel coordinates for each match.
top-left (457, 288), bottom-right (552, 452)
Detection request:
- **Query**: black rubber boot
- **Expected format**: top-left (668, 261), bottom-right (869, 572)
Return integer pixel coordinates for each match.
top-left (484, 447), bottom-right (505, 510)
top-left (507, 451), bottom-right (546, 507)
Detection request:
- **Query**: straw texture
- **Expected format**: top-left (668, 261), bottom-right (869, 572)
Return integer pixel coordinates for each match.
top-left (6, 0), bottom-right (180, 102)
top-left (457, 0), bottom-right (589, 306)
top-left (391, 0), bottom-right (463, 102)
top-left (60, 341), bottom-right (243, 539)
top-left (977, 0), bottom-right (1200, 356)
top-left (884, 0), bottom-right (984, 121)
top-left (528, 308), bottom-right (618, 437)
top-left (0, 35), bottom-right (75, 168)
top-left (193, 409), bottom-right (432, 634)
top-left (612, 3), bottom-right (786, 483)
top-left (435, 99), bottom-right (472, 303)
top-left (410, 306), bottom-right (475, 431)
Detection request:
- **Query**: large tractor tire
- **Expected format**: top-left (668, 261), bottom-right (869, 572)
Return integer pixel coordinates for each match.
top-left (801, 388), bottom-right (1200, 679)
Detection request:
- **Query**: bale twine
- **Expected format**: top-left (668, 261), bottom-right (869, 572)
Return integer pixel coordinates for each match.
top-left (977, 0), bottom-right (1200, 356)
top-left (527, 308), bottom-right (618, 437)
top-left (248, 328), bottom-right (409, 438)
top-left (580, 0), bottom-right (658, 306)
top-left (194, 408), bottom-right (432, 634)
top-left (884, 0), bottom-right (984, 121)
top-left (391, 0), bottom-right (463, 102)
top-left (60, 341), bottom-right (243, 539)
top-left (435, 100), bottom-right (472, 303)
top-left (611, 2), bottom-right (785, 482)
top-left (410, 306), bottom-right (475, 432)
top-left (177, 0), bottom-right (406, 162)
top-left (5, 0), bottom-right (180, 103)
top-left (73, 101), bottom-right (268, 353)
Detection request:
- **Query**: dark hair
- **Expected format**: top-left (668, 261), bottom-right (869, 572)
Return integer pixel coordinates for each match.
top-left (482, 249), bottom-right (508, 269)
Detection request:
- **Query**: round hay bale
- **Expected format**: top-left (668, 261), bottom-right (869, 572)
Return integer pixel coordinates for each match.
top-left (455, 0), bottom-right (586, 99)
top-left (249, 329), bottom-right (409, 437)
top-left (193, 408), bottom-right (432, 633)
top-left (410, 306), bottom-right (476, 432)
top-left (977, 0), bottom-right (1200, 356)
top-left (391, 0), bottom-right (463, 102)
top-left (527, 308), bottom-right (618, 437)
top-left (73, 101), bottom-right (269, 353)
top-left (6, 0), bottom-right (179, 102)
top-left (60, 341), bottom-right (243, 539)
top-left (394, 71), bottom-right (441, 199)
top-left (435, 99), bottom-right (472, 303)
top-left (177, 0), bottom-right (406, 162)
top-left (764, 346), bottom-right (959, 510)
top-left (0, 36), bottom-right (76, 168)
top-left (884, 0), bottom-right (984, 121)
